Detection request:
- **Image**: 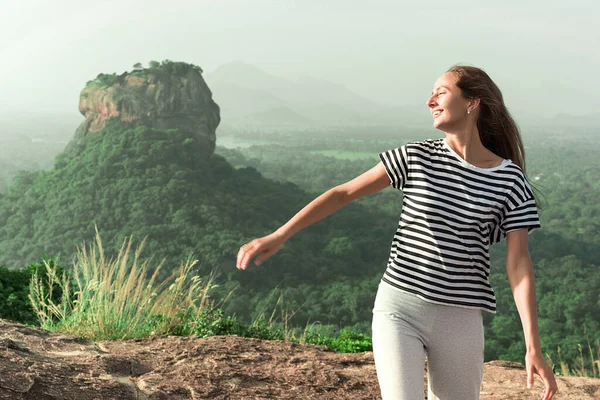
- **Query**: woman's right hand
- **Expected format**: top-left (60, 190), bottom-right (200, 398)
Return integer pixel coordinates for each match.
top-left (236, 231), bottom-right (287, 270)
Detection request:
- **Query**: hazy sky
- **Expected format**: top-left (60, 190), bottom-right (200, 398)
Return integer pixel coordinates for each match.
top-left (1, 0), bottom-right (598, 119)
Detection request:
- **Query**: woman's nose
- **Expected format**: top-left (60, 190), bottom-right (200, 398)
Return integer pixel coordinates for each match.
top-left (426, 96), bottom-right (436, 108)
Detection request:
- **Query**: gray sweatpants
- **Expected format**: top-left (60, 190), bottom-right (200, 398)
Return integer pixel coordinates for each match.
top-left (371, 281), bottom-right (484, 400)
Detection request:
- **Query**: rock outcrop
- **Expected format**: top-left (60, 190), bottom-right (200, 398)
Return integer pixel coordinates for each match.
top-left (0, 319), bottom-right (597, 399)
top-left (75, 61), bottom-right (220, 155)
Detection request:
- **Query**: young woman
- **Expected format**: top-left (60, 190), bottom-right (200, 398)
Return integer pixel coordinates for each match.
top-left (236, 65), bottom-right (558, 400)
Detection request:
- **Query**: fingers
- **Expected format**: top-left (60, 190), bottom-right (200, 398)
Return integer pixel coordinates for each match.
top-left (236, 240), bottom-right (260, 270)
top-left (253, 252), bottom-right (267, 267)
top-left (539, 367), bottom-right (558, 400)
top-left (527, 367), bottom-right (534, 389)
top-left (541, 381), bottom-right (557, 400)
top-left (237, 242), bottom-right (251, 270)
top-left (236, 234), bottom-right (282, 270)
top-left (529, 363), bottom-right (557, 400)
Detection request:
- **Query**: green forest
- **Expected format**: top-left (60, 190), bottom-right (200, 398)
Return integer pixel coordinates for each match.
top-left (0, 118), bottom-right (598, 376)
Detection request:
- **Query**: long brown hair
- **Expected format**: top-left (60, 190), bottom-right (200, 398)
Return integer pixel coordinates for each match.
top-left (447, 64), bottom-right (543, 208)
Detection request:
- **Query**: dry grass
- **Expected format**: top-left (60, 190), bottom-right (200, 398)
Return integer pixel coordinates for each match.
top-left (547, 336), bottom-right (600, 378)
top-left (29, 227), bottom-right (228, 340)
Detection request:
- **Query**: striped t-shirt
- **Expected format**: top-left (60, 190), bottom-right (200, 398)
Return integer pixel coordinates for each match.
top-left (378, 137), bottom-right (541, 314)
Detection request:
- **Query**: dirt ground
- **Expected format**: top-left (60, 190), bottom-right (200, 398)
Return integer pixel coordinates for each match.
top-left (0, 319), bottom-right (598, 399)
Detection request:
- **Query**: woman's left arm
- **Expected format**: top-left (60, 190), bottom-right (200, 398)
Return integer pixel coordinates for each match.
top-left (506, 229), bottom-right (558, 400)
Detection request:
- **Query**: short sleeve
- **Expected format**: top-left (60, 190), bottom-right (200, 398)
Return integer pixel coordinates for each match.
top-left (500, 176), bottom-right (541, 235)
top-left (378, 144), bottom-right (410, 190)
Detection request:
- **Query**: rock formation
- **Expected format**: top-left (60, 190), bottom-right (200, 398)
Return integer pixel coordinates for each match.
top-left (0, 319), bottom-right (598, 399)
top-left (75, 61), bottom-right (220, 155)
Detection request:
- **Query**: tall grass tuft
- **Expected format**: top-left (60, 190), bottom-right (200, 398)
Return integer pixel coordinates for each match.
top-left (29, 228), bottom-right (222, 341)
top-left (549, 341), bottom-right (600, 378)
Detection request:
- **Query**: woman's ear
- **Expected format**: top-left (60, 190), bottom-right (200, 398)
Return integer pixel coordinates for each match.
top-left (469, 98), bottom-right (481, 112)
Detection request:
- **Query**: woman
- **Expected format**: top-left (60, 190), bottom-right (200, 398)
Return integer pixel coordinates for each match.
top-left (236, 65), bottom-right (558, 400)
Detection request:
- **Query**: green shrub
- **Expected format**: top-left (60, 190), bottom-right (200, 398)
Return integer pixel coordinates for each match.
top-left (301, 328), bottom-right (372, 352)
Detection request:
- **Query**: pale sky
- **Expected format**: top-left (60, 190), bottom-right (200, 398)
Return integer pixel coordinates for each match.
top-left (1, 0), bottom-right (598, 119)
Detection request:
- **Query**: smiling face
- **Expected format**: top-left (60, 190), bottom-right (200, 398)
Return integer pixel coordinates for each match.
top-left (426, 72), bottom-right (474, 131)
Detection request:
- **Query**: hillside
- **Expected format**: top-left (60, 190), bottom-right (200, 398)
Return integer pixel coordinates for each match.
top-left (0, 120), bottom-right (391, 284)
top-left (0, 62), bottom-right (395, 331)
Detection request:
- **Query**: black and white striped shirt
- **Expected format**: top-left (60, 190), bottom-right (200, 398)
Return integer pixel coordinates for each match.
top-left (378, 137), bottom-right (541, 314)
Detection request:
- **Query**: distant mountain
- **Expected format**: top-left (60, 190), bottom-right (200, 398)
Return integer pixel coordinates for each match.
top-left (205, 61), bottom-right (429, 127)
top-left (205, 61), bottom-right (296, 100)
top-left (208, 61), bottom-right (382, 110)
top-left (209, 82), bottom-right (294, 120)
top-left (287, 74), bottom-right (384, 113)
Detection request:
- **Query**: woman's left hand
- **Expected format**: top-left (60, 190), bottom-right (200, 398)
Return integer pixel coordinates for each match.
top-left (525, 350), bottom-right (558, 400)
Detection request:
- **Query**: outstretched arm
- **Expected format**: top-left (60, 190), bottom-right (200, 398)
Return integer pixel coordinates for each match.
top-left (276, 162), bottom-right (391, 241)
top-left (237, 162), bottom-right (390, 270)
top-left (505, 229), bottom-right (557, 400)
